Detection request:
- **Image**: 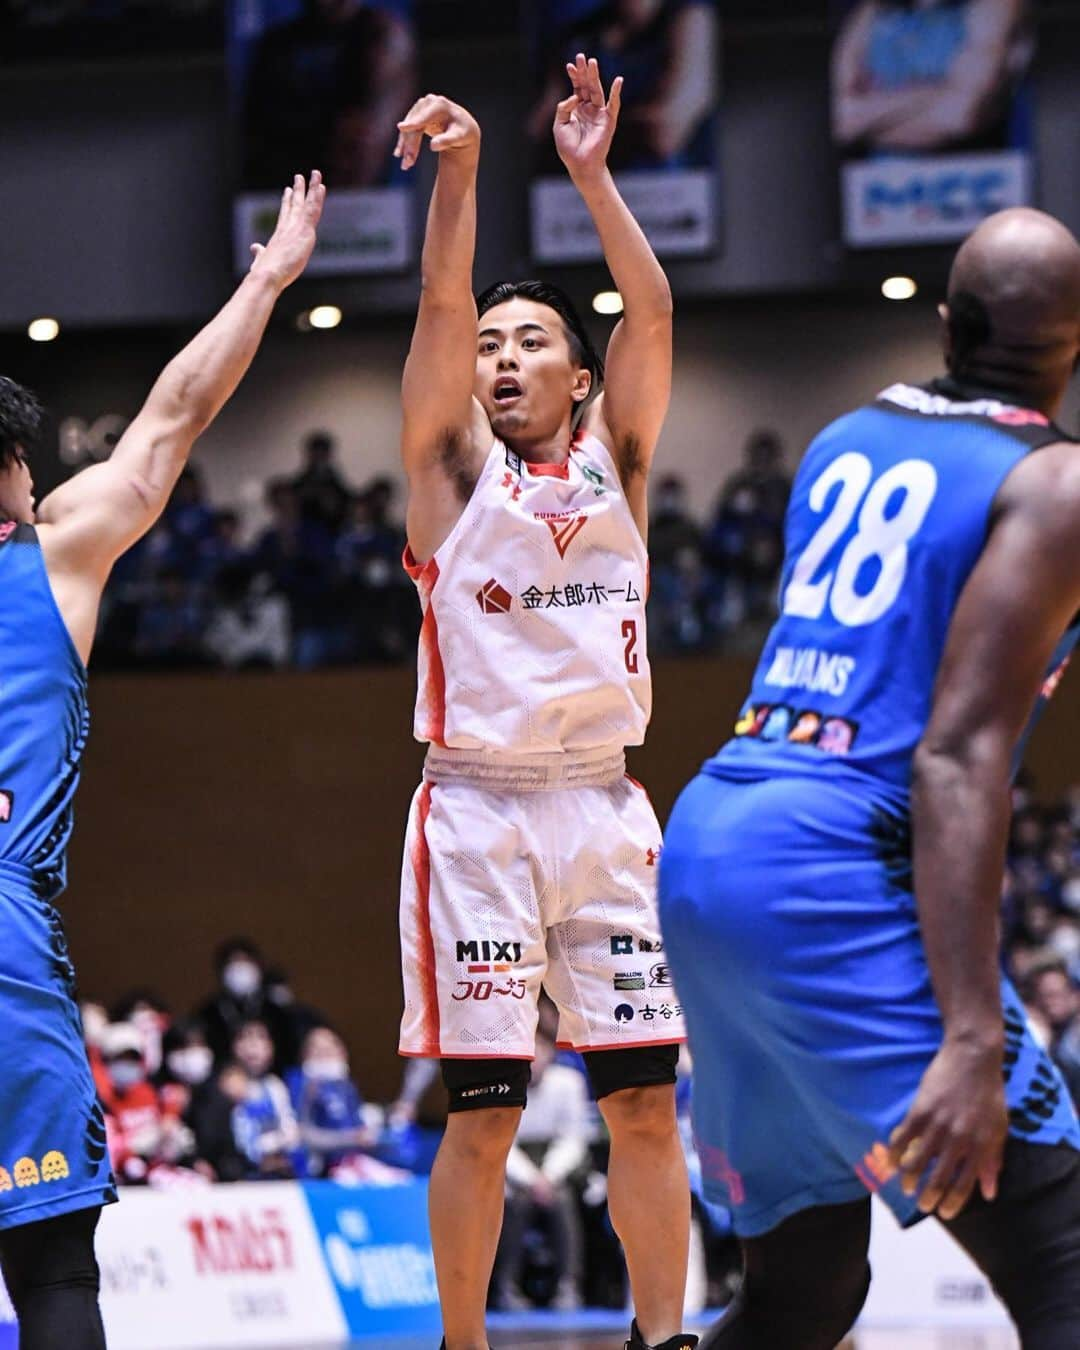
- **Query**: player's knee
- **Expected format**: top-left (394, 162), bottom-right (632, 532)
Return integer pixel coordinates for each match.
top-left (600, 1081), bottom-right (677, 1139)
top-left (443, 1105), bottom-right (522, 1163)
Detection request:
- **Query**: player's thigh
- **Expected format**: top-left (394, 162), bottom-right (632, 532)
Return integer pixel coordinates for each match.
top-left (544, 778), bottom-right (679, 1052)
top-left (942, 1139), bottom-right (1080, 1347)
top-left (399, 780), bottom-right (547, 1058)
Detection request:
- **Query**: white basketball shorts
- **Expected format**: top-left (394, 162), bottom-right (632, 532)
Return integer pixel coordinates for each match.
top-left (398, 757), bottom-right (685, 1060)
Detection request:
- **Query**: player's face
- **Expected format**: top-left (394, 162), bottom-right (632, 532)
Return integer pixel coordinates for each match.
top-left (0, 448), bottom-right (34, 524)
top-left (476, 299), bottom-right (590, 444)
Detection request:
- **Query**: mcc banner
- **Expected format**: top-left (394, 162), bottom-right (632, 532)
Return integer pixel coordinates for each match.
top-left (229, 0), bottom-right (418, 276)
top-left (527, 0), bottom-right (722, 264)
top-left (831, 0), bottom-right (1037, 247)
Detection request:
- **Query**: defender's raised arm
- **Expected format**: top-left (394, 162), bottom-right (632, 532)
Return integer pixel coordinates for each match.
top-left (36, 172), bottom-right (325, 659)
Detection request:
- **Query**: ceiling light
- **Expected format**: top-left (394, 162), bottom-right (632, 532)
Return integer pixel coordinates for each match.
top-left (28, 317), bottom-right (60, 342)
top-left (881, 276), bottom-right (917, 302)
top-left (308, 305), bottom-right (342, 330)
top-left (592, 291), bottom-right (624, 316)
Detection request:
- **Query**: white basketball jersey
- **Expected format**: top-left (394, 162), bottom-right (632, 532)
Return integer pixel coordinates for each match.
top-left (406, 431), bottom-right (650, 755)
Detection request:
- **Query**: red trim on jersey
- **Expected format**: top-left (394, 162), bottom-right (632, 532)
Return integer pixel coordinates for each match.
top-left (525, 459), bottom-right (571, 479)
top-left (413, 557), bottom-right (447, 746)
top-left (410, 782), bottom-right (441, 1056)
top-left (403, 543), bottom-right (436, 582)
top-left (557, 1036), bottom-right (686, 1053)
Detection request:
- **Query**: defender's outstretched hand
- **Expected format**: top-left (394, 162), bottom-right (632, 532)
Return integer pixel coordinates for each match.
top-left (395, 95), bottom-right (480, 172)
top-left (554, 53), bottom-right (623, 183)
top-left (249, 171), bottom-right (327, 289)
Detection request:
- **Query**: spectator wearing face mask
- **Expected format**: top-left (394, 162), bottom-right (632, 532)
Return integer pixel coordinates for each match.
top-left (230, 1019), bottom-right (300, 1180)
top-left (98, 1023), bottom-right (196, 1185)
top-left (294, 1026), bottom-right (377, 1179)
top-left (195, 937), bottom-right (292, 1071)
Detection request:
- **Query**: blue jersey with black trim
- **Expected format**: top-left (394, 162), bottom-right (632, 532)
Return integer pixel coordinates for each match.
top-left (707, 380), bottom-right (1077, 798)
top-left (0, 523), bottom-right (89, 899)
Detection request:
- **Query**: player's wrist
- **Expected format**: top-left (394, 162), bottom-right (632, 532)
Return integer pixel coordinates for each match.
top-left (567, 163), bottom-right (614, 195)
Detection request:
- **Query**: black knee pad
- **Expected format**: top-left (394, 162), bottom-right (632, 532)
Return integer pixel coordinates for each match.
top-left (441, 1056), bottom-right (531, 1113)
top-left (582, 1042), bottom-right (679, 1100)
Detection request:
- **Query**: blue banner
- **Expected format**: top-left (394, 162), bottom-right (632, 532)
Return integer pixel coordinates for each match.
top-left (301, 1178), bottom-right (441, 1338)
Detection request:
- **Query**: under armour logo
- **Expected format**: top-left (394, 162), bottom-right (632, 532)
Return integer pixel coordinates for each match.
top-left (646, 847), bottom-right (662, 866)
top-left (500, 472), bottom-right (522, 502)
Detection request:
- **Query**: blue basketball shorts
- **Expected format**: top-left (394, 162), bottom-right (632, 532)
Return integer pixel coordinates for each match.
top-left (659, 771), bottom-right (1080, 1238)
top-left (0, 863), bottom-right (116, 1232)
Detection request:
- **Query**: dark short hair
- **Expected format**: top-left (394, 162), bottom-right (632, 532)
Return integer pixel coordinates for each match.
top-left (0, 376), bottom-right (44, 471)
top-left (304, 430), bottom-right (335, 457)
top-left (214, 936), bottom-right (263, 974)
top-left (476, 279), bottom-right (605, 392)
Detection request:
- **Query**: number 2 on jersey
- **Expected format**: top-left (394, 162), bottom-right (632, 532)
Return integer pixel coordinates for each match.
top-left (622, 619), bottom-right (639, 674)
top-left (783, 453), bottom-right (938, 627)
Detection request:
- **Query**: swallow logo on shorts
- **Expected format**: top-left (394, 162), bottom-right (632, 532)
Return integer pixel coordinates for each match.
top-left (610, 935), bottom-right (634, 956)
top-left (614, 972), bottom-right (645, 991)
top-left (476, 578), bottom-right (513, 615)
top-left (0, 790), bottom-right (13, 823)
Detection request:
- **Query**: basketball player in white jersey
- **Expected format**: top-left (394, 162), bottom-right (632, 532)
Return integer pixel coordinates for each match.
top-left (394, 56), bottom-right (696, 1350)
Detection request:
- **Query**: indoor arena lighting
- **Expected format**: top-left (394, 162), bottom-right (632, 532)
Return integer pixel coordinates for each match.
top-left (27, 317), bottom-right (60, 342)
top-left (881, 276), bottom-right (917, 302)
top-left (307, 305), bottom-right (343, 330)
top-left (592, 290), bottom-right (624, 315)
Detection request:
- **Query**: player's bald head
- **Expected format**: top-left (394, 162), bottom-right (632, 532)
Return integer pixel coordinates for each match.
top-left (942, 208), bottom-right (1080, 413)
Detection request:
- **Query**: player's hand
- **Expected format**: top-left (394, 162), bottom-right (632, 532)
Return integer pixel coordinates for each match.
top-left (394, 94), bottom-right (480, 172)
top-left (249, 171), bottom-right (326, 290)
top-left (554, 53), bottom-right (623, 184)
top-left (887, 1037), bottom-right (1007, 1221)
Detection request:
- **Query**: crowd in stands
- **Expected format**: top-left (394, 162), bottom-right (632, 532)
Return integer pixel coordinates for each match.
top-left (91, 428), bottom-right (792, 671)
top-left (80, 783), bottom-right (1080, 1311)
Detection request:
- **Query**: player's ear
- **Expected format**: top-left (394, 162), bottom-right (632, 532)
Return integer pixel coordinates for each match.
top-left (938, 302), bottom-right (953, 367)
top-left (571, 368), bottom-right (592, 404)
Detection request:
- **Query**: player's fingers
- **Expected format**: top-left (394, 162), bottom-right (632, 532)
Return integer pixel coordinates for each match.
top-left (887, 1113), bottom-right (923, 1166)
top-left (397, 93), bottom-right (446, 133)
top-left (916, 1139), bottom-right (964, 1214)
top-left (608, 74), bottom-right (624, 121)
top-left (249, 243), bottom-right (265, 259)
top-left (555, 94), bottom-right (580, 125)
top-left (587, 56), bottom-right (605, 106)
top-left (574, 52), bottom-right (590, 99)
top-left (274, 184), bottom-right (292, 230)
top-left (977, 1136), bottom-right (1005, 1204)
top-left (399, 131), bottom-right (424, 170)
top-left (897, 1126), bottom-right (942, 1196)
top-left (937, 1157), bottom-right (979, 1222)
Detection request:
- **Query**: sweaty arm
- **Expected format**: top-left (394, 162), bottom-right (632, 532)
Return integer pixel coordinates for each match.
top-left (893, 443), bottom-right (1080, 1218)
top-left (397, 95), bottom-right (490, 563)
top-left (36, 174), bottom-right (326, 663)
top-left (555, 57), bottom-right (672, 535)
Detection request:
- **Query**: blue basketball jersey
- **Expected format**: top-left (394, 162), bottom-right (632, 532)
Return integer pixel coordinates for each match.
top-left (0, 523), bottom-right (89, 900)
top-left (708, 380), bottom-right (1077, 798)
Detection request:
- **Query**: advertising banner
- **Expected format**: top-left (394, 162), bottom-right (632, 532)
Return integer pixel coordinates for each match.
top-left (831, 0), bottom-right (1036, 247)
top-left (229, 0), bottom-right (418, 276)
top-left (96, 1183), bottom-right (344, 1349)
top-left (526, 0), bottom-right (721, 264)
top-left (302, 1177), bottom-right (442, 1339)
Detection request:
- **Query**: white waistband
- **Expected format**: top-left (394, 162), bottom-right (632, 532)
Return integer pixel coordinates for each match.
top-left (423, 745), bottom-right (627, 791)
